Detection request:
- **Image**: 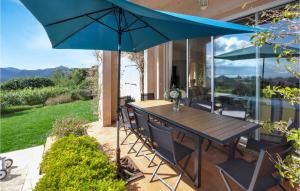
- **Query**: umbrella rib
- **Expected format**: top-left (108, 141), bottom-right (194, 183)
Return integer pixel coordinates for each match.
top-left (122, 12), bottom-right (136, 50)
top-left (86, 15), bottom-right (117, 32)
top-left (122, 16), bottom-right (143, 31)
top-left (127, 12), bottom-right (170, 41)
top-left (124, 25), bottom-right (148, 32)
top-left (46, 6), bottom-right (116, 27)
top-left (52, 12), bottom-right (113, 48)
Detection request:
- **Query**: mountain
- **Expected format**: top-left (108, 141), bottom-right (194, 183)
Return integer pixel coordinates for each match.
top-left (0, 66), bottom-right (70, 82)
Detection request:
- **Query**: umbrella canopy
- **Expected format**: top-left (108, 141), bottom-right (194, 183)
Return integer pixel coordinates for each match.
top-left (20, 0), bottom-right (260, 52)
top-left (20, 0), bottom-right (261, 176)
top-left (215, 43), bottom-right (300, 60)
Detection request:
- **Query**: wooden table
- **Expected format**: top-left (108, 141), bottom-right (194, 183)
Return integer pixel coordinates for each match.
top-left (128, 100), bottom-right (259, 188)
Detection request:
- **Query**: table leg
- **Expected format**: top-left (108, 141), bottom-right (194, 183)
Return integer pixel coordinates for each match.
top-left (194, 135), bottom-right (203, 188)
top-left (227, 140), bottom-right (236, 161)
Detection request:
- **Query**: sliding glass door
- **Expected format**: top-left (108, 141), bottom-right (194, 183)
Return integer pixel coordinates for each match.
top-left (188, 38), bottom-right (212, 104)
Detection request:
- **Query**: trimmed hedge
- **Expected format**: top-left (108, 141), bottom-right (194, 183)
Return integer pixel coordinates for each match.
top-left (0, 77), bottom-right (54, 91)
top-left (0, 87), bottom-right (69, 107)
top-left (71, 89), bottom-right (93, 100)
top-left (34, 136), bottom-right (125, 191)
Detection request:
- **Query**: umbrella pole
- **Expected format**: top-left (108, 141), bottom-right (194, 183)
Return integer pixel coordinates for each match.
top-left (116, 10), bottom-right (122, 171)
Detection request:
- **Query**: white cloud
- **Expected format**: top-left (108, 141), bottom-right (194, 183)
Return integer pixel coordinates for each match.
top-left (215, 36), bottom-right (250, 54)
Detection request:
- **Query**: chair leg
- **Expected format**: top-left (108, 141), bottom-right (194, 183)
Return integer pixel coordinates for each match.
top-left (147, 153), bottom-right (156, 167)
top-left (121, 131), bottom-right (132, 145)
top-left (136, 140), bottom-right (146, 157)
top-left (219, 169), bottom-right (232, 191)
top-left (235, 147), bottom-right (244, 157)
top-left (205, 140), bottom-right (212, 151)
top-left (172, 172), bottom-right (183, 191)
top-left (180, 134), bottom-right (185, 143)
top-left (150, 159), bottom-right (163, 182)
top-left (128, 137), bottom-right (139, 154)
top-left (234, 138), bottom-right (244, 156)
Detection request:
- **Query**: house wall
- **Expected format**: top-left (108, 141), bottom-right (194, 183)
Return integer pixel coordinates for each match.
top-left (99, 0), bottom-right (293, 126)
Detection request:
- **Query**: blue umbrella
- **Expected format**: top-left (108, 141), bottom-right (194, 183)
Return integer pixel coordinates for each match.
top-left (20, 0), bottom-right (260, 171)
top-left (215, 44), bottom-right (299, 87)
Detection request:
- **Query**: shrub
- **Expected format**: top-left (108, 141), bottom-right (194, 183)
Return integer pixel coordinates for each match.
top-left (0, 87), bottom-right (69, 106)
top-left (45, 94), bottom-right (73, 105)
top-left (0, 77), bottom-right (54, 91)
top-left (0, 105), bottom-right (39, 115)
top-left (71, 89), bottom-right (93, 100)
top-left (34, 136), bottom-right (125, 191)
top-left (51, 117), bottom-right (87, 138)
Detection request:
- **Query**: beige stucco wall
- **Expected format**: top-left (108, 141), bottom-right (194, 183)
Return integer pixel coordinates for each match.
top-left (131, 0), bottom-right (280, 19)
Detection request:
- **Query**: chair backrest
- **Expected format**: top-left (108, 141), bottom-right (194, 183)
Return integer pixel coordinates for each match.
top-left (248, 144), bottom-right (291, 190)
top-left (134, 109), bottom-right (150, 138)
top-left (148, 121), bottom-right (176, 162)
top-left (180, 98), bottom-right (191, 106)
top-left (190, 99), bottom-right (212, 112)
top-left (221, 106), bottom-right (246, 120)
top-left (121, 106), bottom-right (131, 125)
top-left (141, 93), bottom-right (155, 101)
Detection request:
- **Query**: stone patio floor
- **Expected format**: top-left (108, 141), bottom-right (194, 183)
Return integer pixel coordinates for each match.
top-left (0, 145), bottom-right (44, 191)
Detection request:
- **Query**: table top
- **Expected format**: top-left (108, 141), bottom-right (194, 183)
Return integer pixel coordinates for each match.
top-left (128, 100), bottom-right (259, 144)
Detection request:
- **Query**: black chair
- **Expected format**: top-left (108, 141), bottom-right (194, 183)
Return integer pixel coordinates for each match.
top-left (141, 93), bottom-right (155, 101)
top-left (133, 108), bottom-right (156, 167)
top-left (246, 118), bottom-right (294, 154)
top-left (216, 144), bottom-right (291, 191)
top-left (179, 97), bottom-right (191, 106)
top-left (205, 108), bottom-right (247, 156)
top-left (148, 121), bottom-right (193, 191)
top-left (190, 99), bottom-right (212, 112)
top-left (120, 106), bottom-right (139, 154)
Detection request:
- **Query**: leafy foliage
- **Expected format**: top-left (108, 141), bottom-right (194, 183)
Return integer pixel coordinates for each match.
top-left (71, 89), bottom-right (93, 100)
top-left (251, 4), bottom-right (300, 187)
top-left (0, 77), bottom-right (54, 91)
top-left (51, 117), bottom-right (88, 138)
top-left (0, 87), bottom-right (69, 107)
top-left (45, 94), bottom-right (73, 105)
top-left (34, 135), bottom-right (125, 191)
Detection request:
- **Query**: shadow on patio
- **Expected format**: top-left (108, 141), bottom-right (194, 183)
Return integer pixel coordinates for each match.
top-left (87, 121), bottom-right (281, 191)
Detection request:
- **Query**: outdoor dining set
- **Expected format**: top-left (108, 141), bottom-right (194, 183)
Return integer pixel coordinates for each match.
top-left (119, 94), bottom-right (293, 191)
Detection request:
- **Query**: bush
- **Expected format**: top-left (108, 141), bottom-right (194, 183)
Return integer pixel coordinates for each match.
top-left (0, 87), bottom-right (69, 106)
top-left (34, 136), bottom-right (125, 191)
top-left (51, 117), bottom-right (87, 138)
top-left (45, 94), bottom-right (73, 105)
top-left (0, 77), bottom-right (54, 91)
top-left (71, 89), bottom-right (93, 100)
top-left (0, 105), bottom-right (40, 115)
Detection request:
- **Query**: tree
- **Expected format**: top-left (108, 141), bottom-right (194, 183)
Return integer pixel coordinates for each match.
top-left (122, 51), bottom-right (144, 94)
top-left (52, 68), bottom-right (66, 86)
top-left (251, 4), bottom-right (300, 188)
top-left (93, 50), bottom-right (103, 119)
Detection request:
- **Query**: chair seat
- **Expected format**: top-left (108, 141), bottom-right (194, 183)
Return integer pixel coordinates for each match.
top-left (217, 159), bottom-right (278, 190)
top-left (155, 142), bottom-right (193, 165)
top-left (217, 159), bottom-right (255, 189)
top-left (125, 121), bottom-right (137, 130)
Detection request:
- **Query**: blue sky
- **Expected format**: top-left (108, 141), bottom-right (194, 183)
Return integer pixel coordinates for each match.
top-left (1, 0), bottom-right (96, 69)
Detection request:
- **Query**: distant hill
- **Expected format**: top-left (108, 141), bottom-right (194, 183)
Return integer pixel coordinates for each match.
top-left (0, 66), bottom-right (70, 82)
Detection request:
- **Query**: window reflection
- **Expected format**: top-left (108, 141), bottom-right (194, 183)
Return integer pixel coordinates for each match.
top-left (171, 40), bottom-right (187, 90)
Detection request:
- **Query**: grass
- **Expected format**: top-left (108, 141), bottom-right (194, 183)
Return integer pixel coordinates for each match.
top-left (0, 100), bottom-right (97, 153)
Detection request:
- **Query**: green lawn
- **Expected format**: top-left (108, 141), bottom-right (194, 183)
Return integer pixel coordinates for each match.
top-left (0, 100), bottom-right (97, 153)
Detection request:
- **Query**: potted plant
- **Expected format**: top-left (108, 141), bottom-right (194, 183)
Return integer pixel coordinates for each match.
top-left (164, 85), bottom-right (186, 112)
